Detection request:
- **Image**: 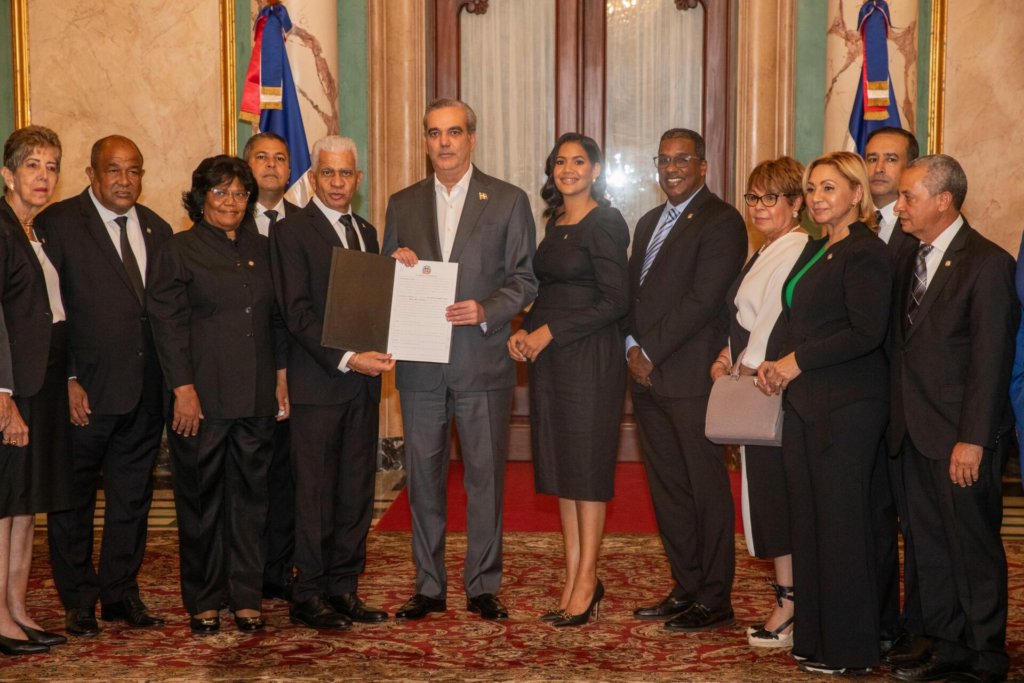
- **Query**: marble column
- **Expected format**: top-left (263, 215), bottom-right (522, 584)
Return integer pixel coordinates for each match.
top-left (368, 0), bottom-right (427, 439)
top-left (823, 0), bottom-right (919, 153)
top-left (250, 1), bottom-right (339, 147)
top-left (734, 0), bottom-right (797, 251)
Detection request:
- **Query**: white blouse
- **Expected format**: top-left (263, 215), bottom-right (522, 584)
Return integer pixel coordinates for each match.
top-left (733, 230), bottom-right (809, 369)
top-left (29, 239), bottom-right (66, 323)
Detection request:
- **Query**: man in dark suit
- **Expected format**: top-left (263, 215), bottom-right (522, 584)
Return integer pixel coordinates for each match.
top-left (35, 136), bottom-right (172, 636)
top-left (626, 128), bottom-right (747, 632)
top-left (863, 125), bottom-right (927, 665)
top-left (243, 131), bottom-right (300, 601)
top-left (382, 99), bottom-right (537, 622)
top-left (270, 136), bottom-right (391, 631)
top-left (888, 155), bottom-right (1016, 683)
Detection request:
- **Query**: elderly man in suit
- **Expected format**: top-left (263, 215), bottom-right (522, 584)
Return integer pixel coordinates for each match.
top-left (382, 98), bottom-right (537, 622)
top-left (888, 155), bottom-right (1016, 683)
top-left (243, 131), bottom-right (300, 602)
top-left (626, 128), bottom-right (747, 632)
top-left (863, 125), bottom-right (928, 666)
top-left (271, 136), bottom-right (392, 631)
top-left (35, 135), bottom-right (172, 636)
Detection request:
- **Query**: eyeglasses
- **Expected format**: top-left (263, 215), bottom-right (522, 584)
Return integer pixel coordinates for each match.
top-left (743, 192), bottom-right (798, 208)
top-left (653, 154), bottom-right (702, 169)
top-left (209, 188), bottom-right (250, 202)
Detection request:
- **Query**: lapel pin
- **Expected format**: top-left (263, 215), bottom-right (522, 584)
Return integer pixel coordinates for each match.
top-left (563, 234), bottom-right (568, 239)
top-left (248, 260), bottom-right (255, 267)
top-left (827, 253), bottom-right (833, 260)
top-left (687, 213), bottom-right (693, 219)
top-left (479, 192), bottom-right (488, 201)
top-left (40, 238), bottom-right (45, 244)
top-left (146, 227), bottom-right (152, 234)
top-left (945, 260), bottom-right (951, 266)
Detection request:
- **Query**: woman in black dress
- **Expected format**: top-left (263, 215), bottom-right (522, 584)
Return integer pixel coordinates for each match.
top-left (148, 156), bottom-right (288, 635)
top-left (758, 152), bottom-right (890, 675)
top-left (0, 125), bottom-right (71, 655)
top-left (508, 133), bottom-right (629, 627)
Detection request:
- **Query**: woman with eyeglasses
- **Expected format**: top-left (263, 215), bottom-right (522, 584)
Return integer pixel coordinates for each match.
top-left (148, 155), bottom-right (288, 635)
top-left (710, 157), bottom-right (808, 649)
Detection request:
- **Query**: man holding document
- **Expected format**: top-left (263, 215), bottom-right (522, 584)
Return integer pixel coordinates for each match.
top-left (383, 99), bottom-right (538, 621)
top-left (270, 136), bottom-right (390, 630)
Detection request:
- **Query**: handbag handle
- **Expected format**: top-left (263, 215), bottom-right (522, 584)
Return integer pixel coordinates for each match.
top-left (728, 348), bottom-right (748, 381)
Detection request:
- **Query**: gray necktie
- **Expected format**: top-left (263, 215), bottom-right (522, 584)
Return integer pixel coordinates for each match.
top-left (907, 243), bottom-right (933, 326)
top-left (114, 216), bottom-right (145, 305)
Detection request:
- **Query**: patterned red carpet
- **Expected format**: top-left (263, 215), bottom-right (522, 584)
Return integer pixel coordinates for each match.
top-left (2, 532), bottom-right (1022, 682)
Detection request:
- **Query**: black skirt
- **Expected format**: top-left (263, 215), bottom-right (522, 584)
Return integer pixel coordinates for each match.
top-left (0, 322), bottom-right (73, 517)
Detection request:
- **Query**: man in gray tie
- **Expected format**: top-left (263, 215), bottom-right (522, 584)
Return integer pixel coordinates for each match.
top-left (383, 98), bottom-right (537, 621)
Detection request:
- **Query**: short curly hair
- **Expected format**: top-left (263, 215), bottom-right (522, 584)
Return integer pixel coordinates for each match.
top-left (3, 125), bottom-right (62, 174)
top-left (181, 155), bottom-right (258, 224)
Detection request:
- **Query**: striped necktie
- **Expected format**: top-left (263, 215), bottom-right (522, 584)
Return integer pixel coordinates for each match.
top-left (640, 207), bottom-right (681, 285)
top-left (907, 242), bottom-right (934, 326)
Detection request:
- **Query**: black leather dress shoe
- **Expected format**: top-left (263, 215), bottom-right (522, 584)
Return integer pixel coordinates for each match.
top-left (16, 622), bottom-right (66, 646)
top-left (664, 603), bottom-right (735, 632)
top-left (65, 607), bottom-right (100, 638)
top-left (189, 615), bottom-right (220, 635)
top-left (0, 634), bottom-right (49, 656)
top-left (330, 593), bottom-right (388, 623)
top-left (101, 594), bottom-right (165, 628)
top-left (467, 593), bottom-right (508, 621)
top-left (883, 630), bottom-right (931, 667)
top-left (290, 594), bottom-right (352, 631)
top-left (891, 655), bottom-right (973, 681)
top-left (395, 594), bottom-right (447, 621)
top-left (233, 613), bottom-right (265, 633)
top-left (633, 594), bottom-right (695, 620)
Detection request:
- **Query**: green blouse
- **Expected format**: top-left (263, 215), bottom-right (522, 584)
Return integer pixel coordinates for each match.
top-left (785, 243), bottom-right (828, 308)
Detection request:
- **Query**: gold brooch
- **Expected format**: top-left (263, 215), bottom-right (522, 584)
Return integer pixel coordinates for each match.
top-left (479, 192), bottom-right (488, 201)
top-left (945, 260), bottom-right (952, 266)
top-left (687, 213), bottom-right (693, 219)
top-left (827, 254), bottom-right (833, 260)
top-left (146, 227), bottom-right (152, 234)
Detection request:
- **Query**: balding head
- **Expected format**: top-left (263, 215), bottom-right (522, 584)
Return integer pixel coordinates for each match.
top-left (86, 135), bottom-right (145, 214)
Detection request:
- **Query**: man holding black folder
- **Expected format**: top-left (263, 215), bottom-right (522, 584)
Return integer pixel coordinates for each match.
top-left (383, 99), bottom-right (538, 621)
top-left (270, 135), bottom-right (391, 630)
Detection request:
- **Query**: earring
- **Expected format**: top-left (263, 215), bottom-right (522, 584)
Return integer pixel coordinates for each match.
top-left (792, 210), bottom-right (799, 218)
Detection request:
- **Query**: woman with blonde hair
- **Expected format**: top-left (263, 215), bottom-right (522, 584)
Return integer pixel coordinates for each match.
top-left (756, 151), bottom-right (890, 675)
top-left (712, 156), bottom-right (809, 648)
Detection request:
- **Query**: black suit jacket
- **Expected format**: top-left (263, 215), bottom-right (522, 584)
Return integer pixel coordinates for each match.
top-left (888, 219), bottom-right (1018, 459)
top-left (148, 220), bottom-right (287, 420)
top-left (781, 223), bottom-right (891, 439)
top-left (34, 188), bottom-right (173, 415)
top-left (0, 200), bottom-right (53, 397)
top-left (625, 186), bottom-right (747, 399)
top-left (885, 217), bottom-right (914, 258)
top-left (270, 201), bottom-right (381, 405)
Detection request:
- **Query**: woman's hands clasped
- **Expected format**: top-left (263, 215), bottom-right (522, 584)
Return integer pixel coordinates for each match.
top-left (507, 325), bottom-right (554, 362)
top-left (755, 353), bottom-right (802, 396)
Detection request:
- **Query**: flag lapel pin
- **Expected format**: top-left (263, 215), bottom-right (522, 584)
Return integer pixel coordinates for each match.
top-left (479, 192), bottom-right (488, 201)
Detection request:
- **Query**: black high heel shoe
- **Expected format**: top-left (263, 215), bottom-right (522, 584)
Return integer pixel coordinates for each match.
top-left (540, 608), bottom-right (563, 623)
top-left (0, 633), bottom-right (49, 656)
top-left (189, 615), bottom-right (220, 635)
top-left (15, 622), bottom-right (66, 646)
top-left (551, 580), bottom-right (604, 628)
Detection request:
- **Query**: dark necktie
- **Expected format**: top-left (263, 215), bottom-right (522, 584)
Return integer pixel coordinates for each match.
top-left (875, 209), bottom-right (884, 229)
top-left (264, 209), bottom-right (279, 229)
top-left (114, 216), bottom-right (145, 305)
top-left (906, 242), bottom-right (933, 326)
top-left (339, 214), bottom-right (360, 251)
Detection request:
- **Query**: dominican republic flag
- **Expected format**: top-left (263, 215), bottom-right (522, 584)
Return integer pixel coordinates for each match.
top-left (240, 3), bottom-right (312, 206)
top-left (847, 0), bottom-right (902, 155)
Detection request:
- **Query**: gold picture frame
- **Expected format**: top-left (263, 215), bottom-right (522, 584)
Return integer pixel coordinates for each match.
top-left (10, 0), bottom-right (29, 128)
top-left (927, 0), bottom-right (947, 154)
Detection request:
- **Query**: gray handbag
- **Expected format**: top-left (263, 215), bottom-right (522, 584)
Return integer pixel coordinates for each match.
top-left (704, 349), bottom-right (784, 447)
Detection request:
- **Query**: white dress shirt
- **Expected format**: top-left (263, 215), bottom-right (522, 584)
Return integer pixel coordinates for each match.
top-left (625, 187), bottom-right (704, 360)
top-left (920, 214), bottom-right (964, 290)
top-left (29, 238), bottom-right (66, 323)
top-left (88, 187), bottom-right (146, 283)
top-left (435, 165), bottom-right (474, 263)
top-left (254, 197), bottom-right (287, 238)
top-left (876, 200), bottom-right (898, 245)
top-left (311, 195), bottom-right (365, 372)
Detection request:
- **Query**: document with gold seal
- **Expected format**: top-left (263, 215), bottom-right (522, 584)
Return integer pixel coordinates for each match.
top-left (322, 248), bottom-right (459, 363)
